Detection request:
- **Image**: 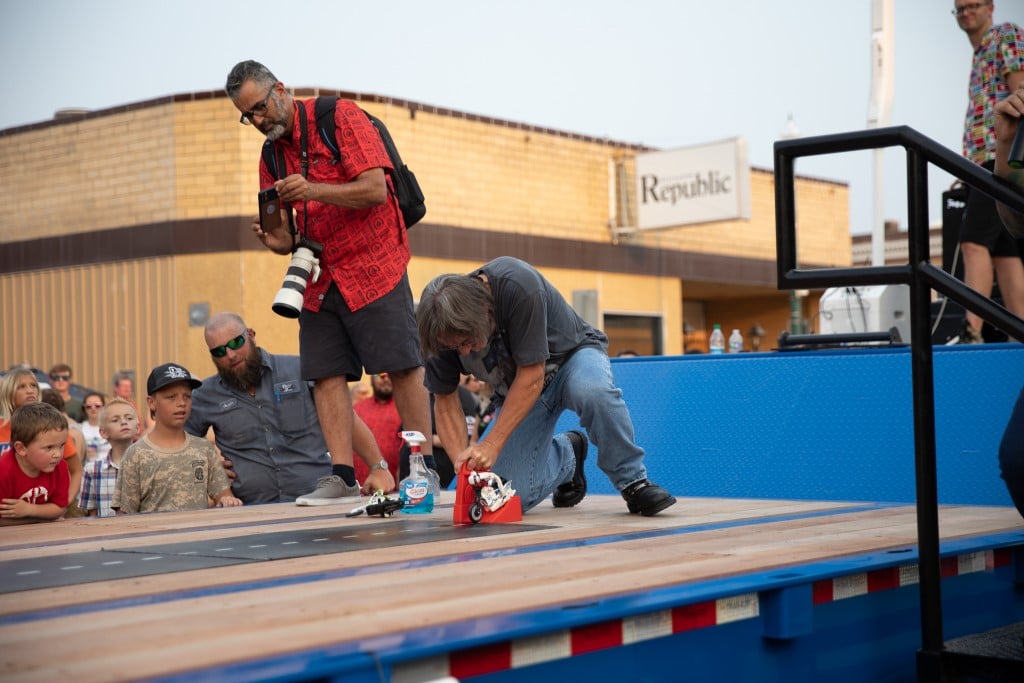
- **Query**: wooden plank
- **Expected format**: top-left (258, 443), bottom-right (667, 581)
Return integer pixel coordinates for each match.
top-left (0, 495), bottom-right (861, 613)
top-left (0, 497), bottom-right (1019, 683)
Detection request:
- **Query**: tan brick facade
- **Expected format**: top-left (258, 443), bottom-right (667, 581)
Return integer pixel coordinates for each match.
top-left (0, 88), bottom-right (848, 396)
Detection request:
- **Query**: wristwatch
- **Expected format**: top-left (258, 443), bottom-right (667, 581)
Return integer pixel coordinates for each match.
top-left (369, 460), bottom-right (389, 472)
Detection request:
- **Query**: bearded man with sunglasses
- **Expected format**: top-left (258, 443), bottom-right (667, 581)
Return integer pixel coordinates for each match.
top-left (224, 60), bottom-right (436, 504)
top-left (186, 312), bottom-right (396, 504)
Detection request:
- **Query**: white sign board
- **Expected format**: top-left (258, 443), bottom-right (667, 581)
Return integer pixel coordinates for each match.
top-left (635, 138), bottom-right (751, 230)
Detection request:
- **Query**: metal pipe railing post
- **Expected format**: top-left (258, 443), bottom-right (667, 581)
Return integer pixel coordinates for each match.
top-left (906, 148), bottom-right (943, 681)
top-left (773, 126), bottom-right (1024, 682)
top-left (773, 145), bottom-right (797, 287)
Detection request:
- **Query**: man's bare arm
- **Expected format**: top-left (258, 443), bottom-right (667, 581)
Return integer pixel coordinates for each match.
top-left (993, 85), bottom-right (1024, 236)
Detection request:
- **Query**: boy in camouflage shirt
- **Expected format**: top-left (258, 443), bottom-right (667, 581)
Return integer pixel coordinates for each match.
top-left (113, 363), bottom-right (242, 513)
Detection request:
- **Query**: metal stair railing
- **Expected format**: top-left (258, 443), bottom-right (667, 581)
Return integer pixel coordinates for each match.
top-left (774, 125), bottom-right (1024, 683)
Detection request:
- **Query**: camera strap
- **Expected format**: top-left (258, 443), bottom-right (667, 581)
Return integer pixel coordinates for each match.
top-left (270, 143), bottom-right (299, 249)
top-left (296, 103), bottom-right (310, 179)
top-left (291, 102), bottom-right (313, 251)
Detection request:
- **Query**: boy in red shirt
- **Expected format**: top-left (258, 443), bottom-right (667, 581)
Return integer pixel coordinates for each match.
top-left (0, 403), bottom-right (70, 525)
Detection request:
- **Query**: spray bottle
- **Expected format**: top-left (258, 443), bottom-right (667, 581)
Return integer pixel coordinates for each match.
top-left (399, 430), bottom-right (434, 514)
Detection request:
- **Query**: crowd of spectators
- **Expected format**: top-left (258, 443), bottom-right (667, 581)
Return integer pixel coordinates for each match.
top-left (0, 352), bottom-right (489, 524)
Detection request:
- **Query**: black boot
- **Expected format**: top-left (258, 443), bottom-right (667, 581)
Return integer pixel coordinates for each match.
top-left (552, 431), bottom-right (588, 508)
top-left (621, 479), bottom-right (676, 516)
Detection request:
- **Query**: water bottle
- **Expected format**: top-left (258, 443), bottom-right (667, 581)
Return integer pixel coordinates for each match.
top-left (709, 324), bottom-right (725, 354)
top-left (404, 430), bottom-right (440, 496)
top-left (728, 329), bottom-right (743, 353)
top-left (399, 430), bottom-right (434, 514)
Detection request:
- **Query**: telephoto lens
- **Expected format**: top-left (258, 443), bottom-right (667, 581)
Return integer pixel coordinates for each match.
top-left (272, 246), bottom-right (320, 318)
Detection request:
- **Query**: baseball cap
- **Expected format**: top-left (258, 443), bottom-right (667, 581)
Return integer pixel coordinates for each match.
top-left (146, 363), bottom-right (202, 395)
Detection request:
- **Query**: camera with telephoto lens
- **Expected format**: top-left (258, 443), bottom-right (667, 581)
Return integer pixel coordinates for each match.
top-left (272, 236), bottom-right (323, 318)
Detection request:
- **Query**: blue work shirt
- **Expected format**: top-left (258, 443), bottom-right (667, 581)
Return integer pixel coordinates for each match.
top-left (186, 350), bottom-right (329, 504)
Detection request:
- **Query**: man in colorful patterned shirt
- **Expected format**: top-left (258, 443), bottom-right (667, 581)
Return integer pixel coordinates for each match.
top-left (225, 60), bottom-right (436, 505)
top-left (955, 0), bottom-right (1024, 343)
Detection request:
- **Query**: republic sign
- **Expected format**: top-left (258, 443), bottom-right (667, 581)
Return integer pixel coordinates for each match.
top-left (635, 137), bottom-right (751, 230)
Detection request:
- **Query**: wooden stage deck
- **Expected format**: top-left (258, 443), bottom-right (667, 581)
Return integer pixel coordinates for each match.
top-left (1, 494), bottom-right (1022, 682)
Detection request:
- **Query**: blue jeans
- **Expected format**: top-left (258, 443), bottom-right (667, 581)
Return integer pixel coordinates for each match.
top-left (999, 385), bottom-right (1024, 519)
top-left (488, 347), bottom-right (648, 511)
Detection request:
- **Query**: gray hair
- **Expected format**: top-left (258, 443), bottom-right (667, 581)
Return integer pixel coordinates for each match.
top-left (417, 274), bottom-right (493, 357)
top-left (225, 60), bottom-right (278, 99)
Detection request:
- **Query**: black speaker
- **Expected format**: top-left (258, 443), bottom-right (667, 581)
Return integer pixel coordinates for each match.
top-left (930, 297), bottom-right (1009, 344)
top-left (942, 186), bottom-right (967, 280)
top-left (930, 298), bottom-right (964, 344)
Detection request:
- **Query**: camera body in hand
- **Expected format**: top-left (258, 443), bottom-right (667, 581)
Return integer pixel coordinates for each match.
top-left (1009, 122), bottom-right (1024, 170)
top-left (272, 236), bottom-right (323, 319)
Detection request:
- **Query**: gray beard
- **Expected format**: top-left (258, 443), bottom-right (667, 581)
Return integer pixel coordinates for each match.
top-left (263, 92), bottom-right (288, 141)
top-left (264, 122), bottom-right (287, 141)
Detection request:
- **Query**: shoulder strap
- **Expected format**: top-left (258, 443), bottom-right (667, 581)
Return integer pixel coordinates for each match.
top-left (259, 138), bottom-right (296, 246)
top-left (296, 103), bottom-right (310, 178)
top-left (314, 96), bottom-right (340, 162)
top-left (311, 96), bottom-right (402, 168)
top-left (362, 109), bottom-right (407, 166)
top-left (261, 140), bottom-right (286, 180)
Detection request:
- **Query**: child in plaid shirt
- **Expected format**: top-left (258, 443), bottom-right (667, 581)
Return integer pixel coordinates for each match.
top-left (81, 398), bottom-right (138, 517)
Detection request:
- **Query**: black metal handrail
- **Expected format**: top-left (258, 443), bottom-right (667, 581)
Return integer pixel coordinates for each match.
top-left (774, 125), bottom-right (1024, 683)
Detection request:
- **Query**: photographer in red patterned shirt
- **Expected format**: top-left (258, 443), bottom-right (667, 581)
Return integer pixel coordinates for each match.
top-left (225, 60), bottom-right (435, 506)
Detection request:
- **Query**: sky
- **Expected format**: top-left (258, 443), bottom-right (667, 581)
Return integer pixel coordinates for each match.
top-left (2, 0), bottom-right (1013, 237)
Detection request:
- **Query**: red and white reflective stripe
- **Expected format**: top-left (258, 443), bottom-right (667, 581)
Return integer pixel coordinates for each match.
top-left (393, 594), bottom-right (759, 681)
top-left (395, 549), bottom-right (1010, 681)
top-left (813, 548), bottom-right (1010, 604)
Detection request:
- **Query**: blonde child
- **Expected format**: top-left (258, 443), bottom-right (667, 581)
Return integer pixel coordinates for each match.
top-left (81, 398), bottom-right (138, 517)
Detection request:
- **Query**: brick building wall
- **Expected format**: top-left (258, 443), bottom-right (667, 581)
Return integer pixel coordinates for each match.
top-left (0, 88), bottom-right (849, 396)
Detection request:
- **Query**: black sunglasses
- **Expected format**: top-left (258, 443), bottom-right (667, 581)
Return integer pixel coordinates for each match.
top-left (50, 373), bottom-right (71, 381)
top-left (209, 333), bottom-right (246, 358)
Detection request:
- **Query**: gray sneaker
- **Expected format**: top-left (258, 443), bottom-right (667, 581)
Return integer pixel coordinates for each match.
top-left (295, 475), bottom-right (362, 506)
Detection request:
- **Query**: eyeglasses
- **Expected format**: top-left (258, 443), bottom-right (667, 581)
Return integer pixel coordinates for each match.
top-left (84, 403), bottom-right (104, 410)
top-left (440, 337), bottom-right (476, 353)
top-left (209, 333), bottom-right (247, 358)
top-left (952, 2), bottom-right (988, 15)
top-left (49, 373), bottom-right (71, 382)
top-left (239, 86), bottom-right (275, 125)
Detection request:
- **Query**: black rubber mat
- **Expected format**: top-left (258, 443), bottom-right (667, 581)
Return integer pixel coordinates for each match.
top-left (1, 519), bottom-right (548, 594)
top-left (943, 621), bottom-right (1024, 681)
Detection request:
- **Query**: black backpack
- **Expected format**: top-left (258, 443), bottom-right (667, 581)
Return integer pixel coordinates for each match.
top-left (261, 95), bottom-right (426, 229)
